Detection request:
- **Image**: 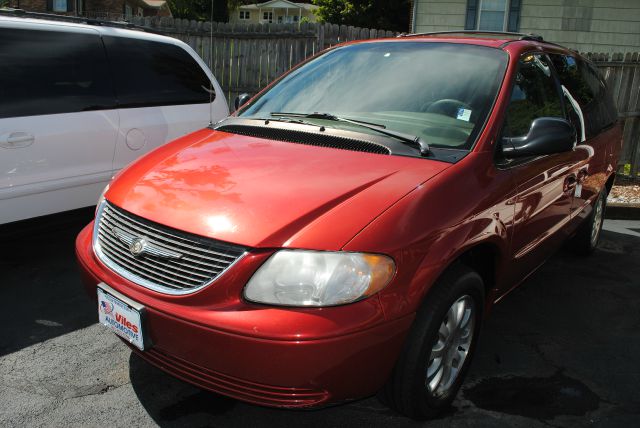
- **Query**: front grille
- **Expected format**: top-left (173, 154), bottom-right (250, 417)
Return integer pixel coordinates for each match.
top-left (94, 202), bottom-right (246, 294)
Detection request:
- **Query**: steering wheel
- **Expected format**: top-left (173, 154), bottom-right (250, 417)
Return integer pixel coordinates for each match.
top-left (426, 99), bottom-right (472, 119)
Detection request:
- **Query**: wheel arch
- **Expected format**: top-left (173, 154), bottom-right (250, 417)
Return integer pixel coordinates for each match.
top-left (457, 241), bottom-right (500, 300)
top-left (416, 239), bottom-right (504, 316)
top-left (605, 172), bottom-right (615, 195)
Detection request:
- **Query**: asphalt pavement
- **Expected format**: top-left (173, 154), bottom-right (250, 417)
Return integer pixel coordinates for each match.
top-left (1, 209), bottom-right (639, 427)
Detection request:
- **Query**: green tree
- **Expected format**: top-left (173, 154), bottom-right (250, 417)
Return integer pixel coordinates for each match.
top-left (312, 0), bottom-right (411, 32)
top-left (167, 0), bottom-right (229, 21)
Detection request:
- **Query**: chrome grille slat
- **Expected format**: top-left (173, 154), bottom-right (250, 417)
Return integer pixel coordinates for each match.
top-left (94, 201), bottom-right (246, 294)
top-left (101, 211), bottom-right (238, 262)
top-left (99, 215), bottom-right (233, 269)
top-left (102, 207), bottom-right (240, 261)
top-left (97, 232), bottom-right (213, 281)
top-left (99, 242), bottom-right (190, 289)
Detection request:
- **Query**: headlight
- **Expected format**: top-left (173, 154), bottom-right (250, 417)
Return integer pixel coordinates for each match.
top-left (244, 250), bottom-right (395, 307)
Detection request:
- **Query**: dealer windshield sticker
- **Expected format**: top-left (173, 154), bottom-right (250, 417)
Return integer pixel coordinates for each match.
top-left (456, 108), bottom-right (472, 122)
top-left (97, 288), bottom-right (144, 350)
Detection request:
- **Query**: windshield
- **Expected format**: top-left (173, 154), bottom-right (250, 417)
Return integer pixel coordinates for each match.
top-left (239, 42), bottom-right (508, 151)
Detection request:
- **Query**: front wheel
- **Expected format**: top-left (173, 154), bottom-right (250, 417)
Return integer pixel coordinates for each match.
top-left (381, 264), bottom-right (484, 419)
top-left (569, 190), bottom-right (606, 255)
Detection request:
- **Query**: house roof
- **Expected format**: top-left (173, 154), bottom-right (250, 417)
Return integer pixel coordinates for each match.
top-left (240, 1), bottom-right (317, 11)
top-left (138, 0), bottom-right (167, 9)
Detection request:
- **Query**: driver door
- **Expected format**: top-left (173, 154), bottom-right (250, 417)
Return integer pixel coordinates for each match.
top-left (501, 53), bottom-right (583, 288)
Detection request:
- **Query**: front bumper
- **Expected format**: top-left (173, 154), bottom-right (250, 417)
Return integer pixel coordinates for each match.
top-left (76, 223), bottom-right (414, 407)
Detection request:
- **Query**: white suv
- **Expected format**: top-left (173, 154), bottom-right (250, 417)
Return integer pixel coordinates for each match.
top-left (0, 15), bottom-right (229, 224)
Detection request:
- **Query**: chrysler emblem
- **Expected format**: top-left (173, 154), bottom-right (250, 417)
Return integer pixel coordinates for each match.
top-left (111, 227), bottom-right (183, 260)
top-left (130, 238), bottom-right (146, 257)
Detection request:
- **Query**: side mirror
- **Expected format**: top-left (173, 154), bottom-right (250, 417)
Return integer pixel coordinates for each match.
top-left (501, 117), bottom-right (576, 158)
top-left (234, 93), bottom-right (251, 111)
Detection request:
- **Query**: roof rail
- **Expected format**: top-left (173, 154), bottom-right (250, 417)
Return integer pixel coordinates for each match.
top-left (398, 30), bottom-right (544, 42)
top-left (0, 8), bottom-right (152, 32)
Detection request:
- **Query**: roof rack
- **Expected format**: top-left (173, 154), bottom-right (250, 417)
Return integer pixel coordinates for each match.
top-left (0, 8), bottom-right (152, 32)
top-left (398, 30), bottom-right (544, 42)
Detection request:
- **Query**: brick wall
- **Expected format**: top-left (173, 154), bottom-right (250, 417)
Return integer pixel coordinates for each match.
top-left (10, 0), bottom-right (64, 13)
top-left (8, 0), bottom-right (170, 18)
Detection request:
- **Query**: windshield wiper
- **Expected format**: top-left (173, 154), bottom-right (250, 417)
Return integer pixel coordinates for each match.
top-left (270, 112), bottom-right (431, 156)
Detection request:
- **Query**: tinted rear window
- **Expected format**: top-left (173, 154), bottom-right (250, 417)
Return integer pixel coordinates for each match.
top-left (0, 28), bottom-right (115, 119)
top-left (550, 54), bottom-right (617, 137)
top-left (103, 37), bottom-right (211, 108)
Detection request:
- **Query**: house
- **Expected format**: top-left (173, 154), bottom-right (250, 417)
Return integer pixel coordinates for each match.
top-left (6, 0), bottom-right (172, 20)
top-left (230, 0), bottom-right (318, 25)
top-left (410, 0), bottom-right (640, 53)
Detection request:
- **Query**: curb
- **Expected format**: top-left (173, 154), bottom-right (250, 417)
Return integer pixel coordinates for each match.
top-left (605, 202), bottom-right (640, 220)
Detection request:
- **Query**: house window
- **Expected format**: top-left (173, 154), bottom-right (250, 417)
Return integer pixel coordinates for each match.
top-left (263, 11), bottom-right (273, 23)
top-left (52, 0), bottom-right (67, 12)
top-left (465, 0), bottom-right (520, 32)
top-left (239, 11), bottom-right (250, 20)
top-left (124, 4), bottom-right (133, 18)
top-left (478, 0), bottom-right (507, 31)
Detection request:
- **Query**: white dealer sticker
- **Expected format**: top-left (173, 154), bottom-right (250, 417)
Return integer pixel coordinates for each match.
top-left (456, 108), bottom-right (472, 122)
top-left (97, 287), bottom-right (145, 350)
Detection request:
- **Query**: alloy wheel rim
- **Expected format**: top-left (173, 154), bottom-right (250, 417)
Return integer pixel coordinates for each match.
top-left (426, 295), bottom-right (475, 397)
top-left (590, 196), bottom-right (604, 247)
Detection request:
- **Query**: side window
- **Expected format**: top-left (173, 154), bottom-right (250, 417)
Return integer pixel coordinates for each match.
top-left (550, 54), bottom-right (616, 138)
top-left (103, 37), bottom-right (211, 108)
top-left (585, 62), bottom-right (618, 131)
top-left (503, 54), bottom-right (564, 138)
top-left (549, 54), bottom-right (595, 107)
top-left (548, 54), bottom-right (585, 141)
top-left (0, 28), bottom-right (115, 119)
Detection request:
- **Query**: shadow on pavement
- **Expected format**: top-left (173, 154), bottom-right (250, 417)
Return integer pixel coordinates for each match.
top-left (0, 208), bottom-right (97, 356)
top-left (128, 227), bottom-right (640, 427)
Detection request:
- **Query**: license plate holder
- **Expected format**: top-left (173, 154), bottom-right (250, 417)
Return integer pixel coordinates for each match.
top-left (97, 283), bottom-right (146, 351)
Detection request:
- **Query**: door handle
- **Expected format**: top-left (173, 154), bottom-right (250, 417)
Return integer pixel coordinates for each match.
top-left (1, 132), bottom-right (35, 149)
top-left (577, 168), bottom-right (588, 182)
top-left (563, 175), bottom-right (577, 192)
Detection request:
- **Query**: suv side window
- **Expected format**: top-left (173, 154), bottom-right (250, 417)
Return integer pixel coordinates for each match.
top-left (585, 61), bottom-right (618, 132)
top-left (103, 37), bottom-right (211, 108)
top-left (0, 28), bottom-right (115, 119)
top-left (549, 55), bottom-right (595, 106)
top-left (549, 54), bottom-right (616, 138)
top-left (503, 54), bottom-right (564, 138)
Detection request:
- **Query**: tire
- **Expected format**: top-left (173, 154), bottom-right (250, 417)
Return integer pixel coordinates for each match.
top-left (569, 190), bottom-right (606, 256)
top-left (381, 263), bottom-right (484, 419)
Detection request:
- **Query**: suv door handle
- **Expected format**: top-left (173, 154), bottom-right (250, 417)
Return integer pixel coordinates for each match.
top-left (577, 168), bottom-right (588, 181)
top-left (563, 174), bottom-right (577, 192)
top-left (1, 132), bottom-right (35, 149)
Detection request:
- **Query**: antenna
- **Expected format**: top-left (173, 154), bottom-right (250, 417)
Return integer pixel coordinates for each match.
top-left (207, 0), bottom-right (216, 127)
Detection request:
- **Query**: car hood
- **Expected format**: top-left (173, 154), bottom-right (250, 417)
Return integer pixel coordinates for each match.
top-left (106, 129), bottom-right (450, 250)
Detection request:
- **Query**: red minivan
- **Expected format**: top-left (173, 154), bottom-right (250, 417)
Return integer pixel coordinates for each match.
top-left (76, 32), bottom-right (621, 418)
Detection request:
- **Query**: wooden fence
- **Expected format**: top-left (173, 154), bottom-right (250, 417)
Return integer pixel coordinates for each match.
top-left (586, 53), bottom-right (640, 181)
top-left (128, 17), bottom-right (396, 105)
top-left (130, 16), bottom-right (639, 181)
